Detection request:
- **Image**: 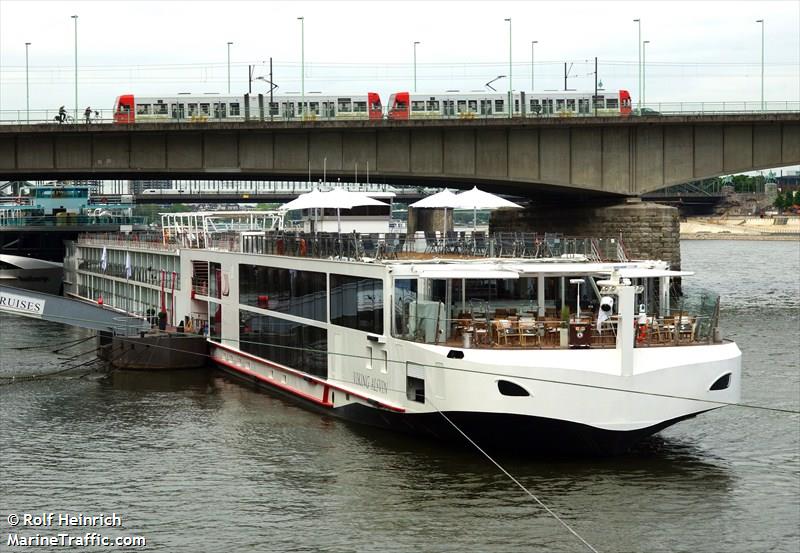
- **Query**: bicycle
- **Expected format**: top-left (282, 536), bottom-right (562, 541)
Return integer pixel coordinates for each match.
top-left (54, 114), bottom-right (75, 124)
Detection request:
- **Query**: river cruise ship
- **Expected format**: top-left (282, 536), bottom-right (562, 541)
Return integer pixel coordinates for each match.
top-left (65, 213), bottom-right (741, 453)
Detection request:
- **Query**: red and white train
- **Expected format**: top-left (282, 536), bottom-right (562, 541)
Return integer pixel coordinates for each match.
top-left (113, 89), bottom-right (631, 124)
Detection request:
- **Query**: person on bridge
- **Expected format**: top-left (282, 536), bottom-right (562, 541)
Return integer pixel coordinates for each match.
top-left (58, 105), bottom-right (67, 124)
top-left (84, 106), bottom-right (92, 124)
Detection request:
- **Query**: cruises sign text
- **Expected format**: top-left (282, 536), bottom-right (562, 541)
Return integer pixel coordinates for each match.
top-left (0, 291), bottom-right (45, 316)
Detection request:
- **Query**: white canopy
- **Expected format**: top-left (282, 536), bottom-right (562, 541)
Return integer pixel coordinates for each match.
top-left (455, 186), bottom-right (523, 210)
top-left (282, 188), bottom-right (388, 233)
top-left (408, 189), bottom-right (461, 209)
top-left (454, 186), bottom-right (523, 231)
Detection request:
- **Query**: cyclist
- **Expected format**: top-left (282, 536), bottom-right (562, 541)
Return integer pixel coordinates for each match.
top-left (58, 105), bottom-right (67, 124)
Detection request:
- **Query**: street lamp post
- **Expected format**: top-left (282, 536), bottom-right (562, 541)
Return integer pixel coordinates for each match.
top-left (413, 41), bottom-right (420, 92)
top-left (25, 42), bottom-right (31, 124)
top-left (531, 40), bottom-right (537, 91)
top-left (642, 40), bottom-right (650, 108)
top-left (505, 18), bottom-right (512, 118)
top-left (227, 42), bottom-right (233, 94)
top-left (72, 15), bottom-right (78, 121)
top-left (633, 18), bottom-right (641, 111)
top-left (298, 17), bottom-right (304, 119)
top-left (756, 19), bottom-right (764, 110)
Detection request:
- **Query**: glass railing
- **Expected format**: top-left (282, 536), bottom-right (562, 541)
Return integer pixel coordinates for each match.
top-left (0, 215), bottom-right (148, 228)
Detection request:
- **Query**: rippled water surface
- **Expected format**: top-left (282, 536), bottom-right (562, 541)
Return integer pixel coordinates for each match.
top-left (1, 240), bottom-right (798, 552)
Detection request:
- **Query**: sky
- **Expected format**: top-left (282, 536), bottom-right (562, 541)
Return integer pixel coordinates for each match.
top-left (0, 0), bottom-right (799, 116)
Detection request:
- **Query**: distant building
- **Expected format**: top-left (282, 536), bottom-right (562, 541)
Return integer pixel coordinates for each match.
top-left (776, 171), bottom-right (799, 192)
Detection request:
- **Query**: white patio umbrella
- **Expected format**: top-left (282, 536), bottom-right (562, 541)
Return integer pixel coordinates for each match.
top-left (454, 186), bottom-right (523, 231)
top-left (282, 188), bottom-right (387, 233)
top-left (408, 189), bottom-right (461, 237)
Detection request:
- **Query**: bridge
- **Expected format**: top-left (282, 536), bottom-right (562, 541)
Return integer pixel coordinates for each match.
top-left (0, 114), bottom-right (798, 198)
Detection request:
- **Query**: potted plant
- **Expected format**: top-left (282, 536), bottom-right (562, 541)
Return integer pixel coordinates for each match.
top-left (559, 305), bottom-right (570, 348)
top-left (157, 310), bottom-right (167, 331)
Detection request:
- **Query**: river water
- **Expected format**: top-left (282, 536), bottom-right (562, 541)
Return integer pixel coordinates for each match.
top-left (1, 240), bottom-right (798, 553)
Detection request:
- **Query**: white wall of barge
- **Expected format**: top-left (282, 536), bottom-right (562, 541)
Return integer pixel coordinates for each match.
top-left (64, 240), bottom-right (184, 326)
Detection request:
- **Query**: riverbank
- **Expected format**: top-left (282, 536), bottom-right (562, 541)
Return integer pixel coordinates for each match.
top-left (680, 216), bottom-right (799, 240)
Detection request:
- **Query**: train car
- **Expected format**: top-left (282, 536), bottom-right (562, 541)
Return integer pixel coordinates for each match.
top-left (387, 90), bottom-right (632, 120)
top-left (113, 92), bottom-right (383, 124)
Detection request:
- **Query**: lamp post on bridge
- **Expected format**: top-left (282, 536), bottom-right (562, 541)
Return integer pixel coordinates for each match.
top-left (227, 41), bottom-right (233, 94)
top-left (633, 18), bottom-right (641, 112)
top-left (413, 41), bottom-right (420, 93)
top-left (530, 40), bottom-right (537, 91)
top-left (642, 40), bottom-right (650, 108)
top-left (25, 42), bottom-right (31, 124)
top-left (298, 16), bottom-right (305, 119)
top-left (72, 15), bottom-right (78, 122)
top-left (505, 18), bottom-right (512, 119)
top-left (756, 19), bottom-right (764, 111)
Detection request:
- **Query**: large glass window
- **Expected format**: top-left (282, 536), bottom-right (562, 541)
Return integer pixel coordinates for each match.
top-left (330, 274), bottom-right (383, 334)
top-left (239, 264), bottom-right (326, 322)
top-left (239, 311), bottom-right (327, 378)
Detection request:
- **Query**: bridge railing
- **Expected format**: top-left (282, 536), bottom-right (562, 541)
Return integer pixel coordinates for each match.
top-left (638, 101), bottom-right (800, 115)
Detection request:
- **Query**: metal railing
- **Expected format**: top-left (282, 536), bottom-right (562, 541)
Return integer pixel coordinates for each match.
top-left (78, 232), bottom-right (179, 252)
top-left (0, 214), bottom-right (148, 228)
top-left (77, 259), bottom-right (181, 291)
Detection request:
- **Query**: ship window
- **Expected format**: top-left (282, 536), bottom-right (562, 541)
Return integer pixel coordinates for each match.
top-left (407, 376), bottom-right (425, 403)
top-left (497, 380), bottom-right (530, 396)
top-left (239, 311), bottom-right (327, 379)
top-left (710, 373), bottom-right (732, 391)
top-left (330, 274), bottom-right (384, 335)
top-left (239, 264), bottom-right (326, 322)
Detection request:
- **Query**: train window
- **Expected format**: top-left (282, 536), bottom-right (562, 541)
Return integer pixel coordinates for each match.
top-left (214, 103), bottom-right (226, 118)
top-left (556, 99), bottom-right (565, 111)
top-left (199, 103), bottom-right (210, 116)
top-left (337, 98), bottom-right (351, 112)
top-left (514, 99), bottom-right (520, 112)
top-left (322, 101), bottom-right (334, 117)
top-left (443, 100), bottom-right (454, 115)
top-left (468, 100), bottom-right (477, 112)
top-left (230, 103), bottom-right (240, 116)
top-left (170, 104), bottom-right (185, 118)
top-left (308, 102), bottom-right (319, 115)
top-left (269, 102), bottom-right (279, 115)
top-left (542, 99), bottom-right (554, 114)
top-left (566, 99), bottom-right (576, 112)
top-left (136, 104), bottom-right (151, 115)
top-left (480, 99), bottom-right (492, 115)
top-left (593, 96), bottom-right (605, 109)
top-left (494, 99), bottom-right (504, 113)
top-left (411, 101), bottom-right (425, 112)
top-left (154, 103), bottom-right (168, 115)
top-left (353, 101), bottom-right (367, 112)
top-left (457, 100), bottom-right (467, 113)
top-left (188, 103), bottom-right (198, 116)
top-left (426, 99), bottom-right (439, 111)
top-left (606, 98), bottom-right (619, 109)
top-left (530, 99), bottom-right (540, 113)
top-left (578, 98), bottom-right (590, 114)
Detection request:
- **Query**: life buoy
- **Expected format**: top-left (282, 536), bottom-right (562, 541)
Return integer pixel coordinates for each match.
top-left (637, 321), bottom-right (649, 343)
top-left (299, 238), bottom-right (308, 257)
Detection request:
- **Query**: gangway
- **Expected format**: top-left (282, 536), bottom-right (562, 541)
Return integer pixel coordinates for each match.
top-left (0, 284), bottom-right (149, 336)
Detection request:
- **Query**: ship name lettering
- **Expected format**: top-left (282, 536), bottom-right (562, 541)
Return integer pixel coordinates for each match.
top-left (353, 371), bottom-right (388, 394)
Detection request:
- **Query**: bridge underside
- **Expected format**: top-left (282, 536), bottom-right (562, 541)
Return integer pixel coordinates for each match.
top-left (0, 115), bottom-right (798, 198)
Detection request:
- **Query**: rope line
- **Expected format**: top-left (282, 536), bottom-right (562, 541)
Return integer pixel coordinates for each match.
top-left (431, 399), bottom-right (601, 553)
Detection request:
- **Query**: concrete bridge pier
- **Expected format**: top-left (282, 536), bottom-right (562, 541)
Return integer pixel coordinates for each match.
top-left (491, 199), bottom-right (681, 269)
top-left (407, 207), bottom-right (453, 236)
